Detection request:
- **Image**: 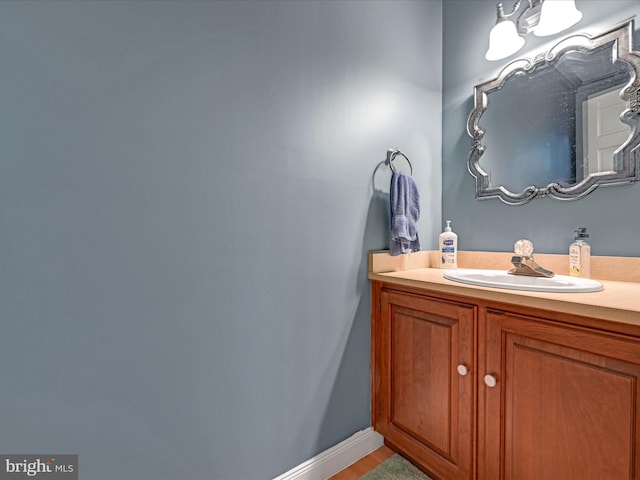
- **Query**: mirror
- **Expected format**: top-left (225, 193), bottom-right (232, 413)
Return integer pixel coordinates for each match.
top-left (467, 21), bottom-right (640, 205)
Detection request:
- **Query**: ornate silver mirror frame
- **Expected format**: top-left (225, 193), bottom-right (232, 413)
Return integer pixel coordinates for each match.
top-left (467, 21), bottom-right (640, 205)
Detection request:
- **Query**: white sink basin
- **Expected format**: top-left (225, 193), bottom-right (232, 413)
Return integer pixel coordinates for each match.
top-left (443, 269), bottom-right (603, 293)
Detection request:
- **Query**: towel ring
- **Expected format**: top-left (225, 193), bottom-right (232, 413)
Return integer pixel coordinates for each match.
top-left (386, 149), bottom-right (413, 175)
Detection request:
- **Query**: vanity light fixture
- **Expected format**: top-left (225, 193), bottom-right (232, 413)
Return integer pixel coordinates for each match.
top-left (485, 0), bottom-right (582, 61)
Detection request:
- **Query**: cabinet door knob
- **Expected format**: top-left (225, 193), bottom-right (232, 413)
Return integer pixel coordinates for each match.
top-left (457, 364), bottom-right (469, 376)
top-left (484, 374), bottom-right (497, 388)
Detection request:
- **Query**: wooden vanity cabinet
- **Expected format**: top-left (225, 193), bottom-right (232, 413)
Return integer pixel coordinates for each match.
top-left (480, 308), bottom-right (640, 480)
top-left (372, 283), bottom-right (477, 480)
top-left (371, 280), bottom-right (640, 480)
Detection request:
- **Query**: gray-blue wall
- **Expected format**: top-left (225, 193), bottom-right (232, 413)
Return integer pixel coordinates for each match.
top-left (443, 0), bottom-right (640, 256)
top-left (0, 1), bottom-right (442, 479)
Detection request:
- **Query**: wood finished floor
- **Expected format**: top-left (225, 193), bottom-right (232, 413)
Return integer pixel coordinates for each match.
top-left (328, 445), bottom-right (395, 480)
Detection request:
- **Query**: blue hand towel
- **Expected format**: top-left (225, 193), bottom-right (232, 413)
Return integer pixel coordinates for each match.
top-left (390, 172), bottom-right (420, 256)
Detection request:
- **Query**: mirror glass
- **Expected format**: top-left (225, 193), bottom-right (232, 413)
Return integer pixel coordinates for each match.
top-left (467, 22), bottom-right (640, 205)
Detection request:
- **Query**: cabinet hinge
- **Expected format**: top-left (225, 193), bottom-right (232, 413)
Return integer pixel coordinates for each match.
top-left (377, 402), bottom-right (382, 418)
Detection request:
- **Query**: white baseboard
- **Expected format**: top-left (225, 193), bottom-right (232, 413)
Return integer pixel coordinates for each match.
top-left (273, 427), bottom-right (384, 480)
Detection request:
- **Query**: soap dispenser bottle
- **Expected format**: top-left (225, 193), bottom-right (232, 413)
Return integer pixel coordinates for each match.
top-left (569, 227), bottom-right (591, 278)
top-left (439, 220), bottom-right (458, 269)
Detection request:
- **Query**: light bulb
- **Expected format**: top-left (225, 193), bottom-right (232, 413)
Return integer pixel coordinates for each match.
top-left (485, 19), bottom-right (526, 61)
top-left (534, 0), bottom-right (582, 37)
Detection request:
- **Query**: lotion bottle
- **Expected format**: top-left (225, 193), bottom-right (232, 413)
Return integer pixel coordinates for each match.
top-left (569, 227), bottom-right (591, 278)
top-left (439, 220), bottom-right (458, 269)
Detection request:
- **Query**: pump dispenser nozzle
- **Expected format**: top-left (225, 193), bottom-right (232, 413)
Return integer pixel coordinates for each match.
top-left (574, 227), bottom-right (589, 240)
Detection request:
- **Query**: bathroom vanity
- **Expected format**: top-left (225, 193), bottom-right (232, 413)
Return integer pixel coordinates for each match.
top-left (369, 251), bottom-right (640, 480)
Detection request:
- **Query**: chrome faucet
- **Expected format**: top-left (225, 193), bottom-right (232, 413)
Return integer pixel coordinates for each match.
top-left (508, 239), bottom-right (554, 278)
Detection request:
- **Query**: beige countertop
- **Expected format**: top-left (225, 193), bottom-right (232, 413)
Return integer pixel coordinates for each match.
top-left (369, 251), bottom-right (640, 328)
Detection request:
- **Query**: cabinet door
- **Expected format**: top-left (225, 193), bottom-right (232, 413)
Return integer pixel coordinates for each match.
top-left (377, 290), bottom-right (476, 480)
top-left (480, 309), bottom-right (640, 480)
